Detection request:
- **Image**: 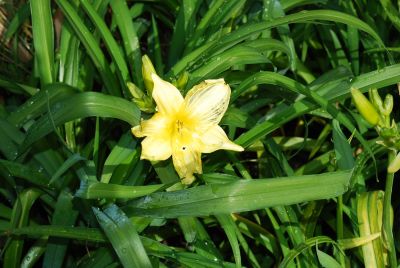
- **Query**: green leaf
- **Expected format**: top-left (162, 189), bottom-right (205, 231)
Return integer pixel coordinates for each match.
top-left (124, 171), bottom-right (351, 218)
top-left (332, 120), bottom-right (355, 170)
top-left (380, 0), bottom-right (400, 31)
top-left (4, 188), bottom-right (44, 268)
top-left (20, 87), bottom-right (140, 153)
top-left (76, 247), bottom-right (115, 268)
top-left (43, 191), bottom-right (78, 268)
top-left (280, 236), bottom-right (344, 268)
top-left (56, 0), bottom-right (120, 95)
top-left (21, 237), bottom-right (47, 268)
top-left (92, 204), bottom-right (152, 268)
top-left (0, 119), bottom-right (24, 160)
top-left (235, 64), bottom-right (400, 147)
top-left (100, 132), bottom-right (137, 184)
top-left (49, 153), bottom-right (86, 185)
top-left (168, 0), bottom-right (201, 67)
top-left (357, 191), bottom-right (386, 267)
top-left (0, 76), bottom-right (38, 96)
top-left (0, 160), bottom-right (50, 187)
top-left (30, 0), bottom-right (54, 85)
top-left (76, 181), bottom-right (168, 199)
top-left (6, 224), bottom-right (239, 267)
top-left (80, 0), bottom-right (130, 87)
top-left (3, 3), bottom-right (30, 42)
top-left (215, 214), bottom-right (241, 268)
top-left (170, 9), bottom-right (384, 77)
top-left (316, 248), bottom-right (342, 268)
top-left (187, 44), bottom-right (281, 88)
top-left (110, 0), bottom-right (142, 87)
top-left (183, 0), bottom-right (225, 54)
top-left (7, 83), bottom-right (77, 127)
top-left (6, 225), bottom-right (107, 243)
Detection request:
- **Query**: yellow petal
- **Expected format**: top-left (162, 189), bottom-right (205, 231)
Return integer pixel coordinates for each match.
top-left (140, 136), bottom-right (172, 161)
top-left (184, 79), bottom-right (230, 128)
top-left (181, 175), bottom-right (196, 185)
top-left (131, 113), bottom-right (171, 138)
top-left (199, 125), bottom-right (244, 153)
top-left (172, 147), bottom-right (202, 183)
top-left (151, 73), bottom-right (184, 115)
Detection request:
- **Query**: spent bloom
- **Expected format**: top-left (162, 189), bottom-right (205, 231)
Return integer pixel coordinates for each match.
top-left (132, 73), bottom-right (243, 184)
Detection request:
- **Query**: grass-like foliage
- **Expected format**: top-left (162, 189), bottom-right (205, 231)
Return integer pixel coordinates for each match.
top-left (1, 0), bottom-right (400, 267)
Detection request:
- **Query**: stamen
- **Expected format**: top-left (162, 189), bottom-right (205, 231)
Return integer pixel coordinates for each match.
top-left (176, 120), bottom-right (183, 133)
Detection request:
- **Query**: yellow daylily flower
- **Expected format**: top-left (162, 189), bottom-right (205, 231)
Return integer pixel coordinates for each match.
top-left (132, 73), bottom-right (244, 184)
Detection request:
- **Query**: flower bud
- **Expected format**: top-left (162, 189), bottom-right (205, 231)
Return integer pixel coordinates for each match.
top-left (351, 87), bottom-right (380, 126)
top-left (127, 82), bottom-right (144, 99)
top-left (133, 95), bottom-right (155, 113)
top-left (369, 89), bottom-right (383, 111)
top-left (127, 82), bottom-right (155, 113)
top-left (142, 55), bottom-right (156, 94)
top-left (388, 152), bottom-right (400, 173)
top-left (176, 71), bottom-right (189, 90)
top-left (382, 94), bottom-right (393, 116)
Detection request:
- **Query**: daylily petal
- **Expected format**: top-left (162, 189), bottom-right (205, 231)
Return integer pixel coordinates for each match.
top-left (152, 73), bottom-right (184, 115)
top-left (131, 113), bottom-right (171, 138)
top-left (172, 147), bottom-right (202, 182)
top-left (140, 136), bottom-right (172, 161)
top-left (184, 79), bottom-right (230, 128)
top-left (200, 125), bottom-right (244, 153)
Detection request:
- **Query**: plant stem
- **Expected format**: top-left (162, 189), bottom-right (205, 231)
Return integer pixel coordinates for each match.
top-left (337, 195), bottom-right (345, 267)
top-left (383, 150), bottom-right (397, 268)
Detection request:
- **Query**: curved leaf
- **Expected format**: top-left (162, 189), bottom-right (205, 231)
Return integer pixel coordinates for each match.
top-left (20, 88), bottom-right (140, 152)
top-left (169, 9), bottom-right (384, 77)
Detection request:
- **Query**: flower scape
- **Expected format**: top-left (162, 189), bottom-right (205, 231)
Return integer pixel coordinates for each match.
top-left (132, 73), bottom-right (243, 184)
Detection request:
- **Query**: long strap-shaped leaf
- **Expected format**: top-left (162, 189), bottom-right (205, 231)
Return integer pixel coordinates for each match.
top-left (56, 0), bottom-right (120, 96)
top-left (30, 0), bottom-right (54, 85)
top-left (7, 225), bottom-right (240, 267)
top-left (3, 189), bottom-right (44, 268)
top-left (92, 204), bottom-right (152, 268)
top-left (80, 0), bottom-right (130, 87)
top-left (19, 85), bottom-right (140, 153)
top-left (124, 170), bottom-right (351, 218)
top-left (235, 64), bottom-right (400, 147)
top-left (169, 9), bottom-right (384, 77)
top-left (110, 0), bottom-right (142, 87)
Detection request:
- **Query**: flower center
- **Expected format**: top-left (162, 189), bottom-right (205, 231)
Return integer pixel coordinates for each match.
top-left (172, 114), bottom-right (198, 152)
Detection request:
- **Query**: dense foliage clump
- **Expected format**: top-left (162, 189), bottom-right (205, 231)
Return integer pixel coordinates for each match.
top-left (1, 1), bottom-right (400, 267)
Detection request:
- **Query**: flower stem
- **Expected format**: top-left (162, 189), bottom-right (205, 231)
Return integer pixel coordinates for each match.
top-left (336, 195), bottom-right (345, 267)
top-left (383, 150), bottom-right (397, 268)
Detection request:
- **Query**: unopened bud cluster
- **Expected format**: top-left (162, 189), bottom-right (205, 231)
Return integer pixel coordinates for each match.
top-left (128, 55), bottom-right (189, 113)
top-left (351, 87), bottom-right (399, 172)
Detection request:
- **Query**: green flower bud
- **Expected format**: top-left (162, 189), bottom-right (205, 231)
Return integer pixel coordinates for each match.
top-left (369, 89), bottom-right (383, 111)
top-left (133, 95), bottom-right (155, 113)
top-left (351, 87), bottom-right (380, 126)
top-left (382, 94), bottom-right (393, 116)
top-left (388, 152), bottom-right (400, 173)
top-left (142, 55), bottom-right (156, 94)
top-left (127, 82), bottom-right (144, 99)
top-left (127, 81), bottom-right (155, 113)
top-left (176, 71), bottom-right (189, 90)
